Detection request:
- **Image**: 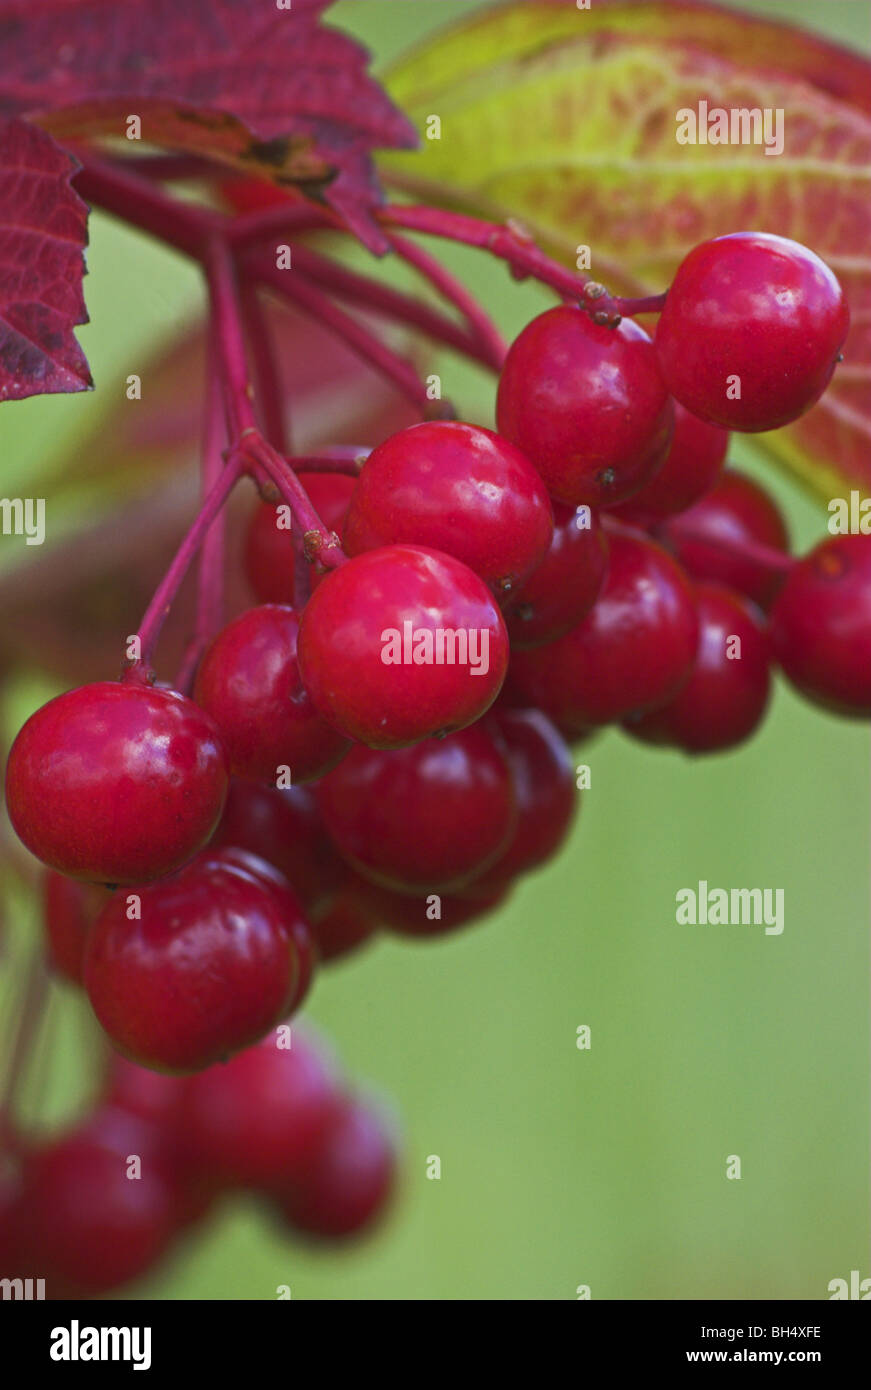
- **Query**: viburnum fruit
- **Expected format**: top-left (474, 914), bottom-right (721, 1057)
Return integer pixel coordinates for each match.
top-left (343, 420), bottom-right (553, 596)
top-left (662, 468), bottom-right (791, 611)
top-left (42, 872), bottom-right (112, 985)
top-left (479, 708), bottom-right (577, 883)
top-left (315, 726), bottom-right (517, 892)
top-left (655, 232), bottom-right (849, 431)
top-left (308, 877), bottom-right (381, 962)
top-left (14, 1108), bottom-right (180, 1297)
top-left (245, 472), bottom-right (357, 606)
top-left (613, 401), bottom-right (729, 521)
top-left (273, 1096), bottom-right (396, 1240)
top-left (181, 1028), bottom-right (343, 1188)
top-left (297, 544), bottom-right (508, 747)
top-left (510, 532), bottom-right (698, 732)
top-left (496, 305), bottom-right (674, 507)
top-left (624, 584), bottom-right (771, 753)
top-left (5, 681), bottom-right (229, 884)
top-left (771, 534), bottom-right (871, 716)
top-left (504, 502), bottom-right (609, 649)
top-left (367, 882), bottom-right (509, 940)
top-left (193, 604), bottom-right (350, 784)
top-left (83, 848), bottom-right (307, 1072)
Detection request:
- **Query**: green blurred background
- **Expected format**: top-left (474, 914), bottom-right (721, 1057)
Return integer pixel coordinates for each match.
top-left (1, 0), bottom-right (868, 1299)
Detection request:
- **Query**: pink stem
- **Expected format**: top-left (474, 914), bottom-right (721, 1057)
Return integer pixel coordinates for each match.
top-left (245, 244), bottom-right (497, 367)
top-left (385, 230), bottom-right (507, 368)
top-left (0, 947), bottom-right (49, 1153)
top-left (243, 284), bottom-right (290, 453)
top-left (174, 363), bottom-right (228, 693)
top-left (204, 238), bottom-right (258, 439)
top-left (288, 450), bottom-right (369, 476)
top-left (239, 434), bottom-right (347, 571)
top-left (72, 150), bottom-right (219, 255)
top-left (128, 458), bottom-right (242, 673)
top-left (653, 520), bottom-right (795, 575)
top-left (254, 258), bottom-right (448, 416)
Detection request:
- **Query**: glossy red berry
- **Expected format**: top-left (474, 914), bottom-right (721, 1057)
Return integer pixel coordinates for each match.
top-left (510, 532), bottom-right (698, 732)
top-left (181, 1029), bottom-right (343, 1188)
top-left (625, 584), bottom-right (771, 753)
top-left (211, 779), bottom-right (345, 913)
top-left (274, 1097), bottom-right (396, 1240)
top-left (5, 681), bottom-right (229, 885)
top-left (245, 472), bottom-right (356, 606)
top-left (504, 502), bottom-right (608, 649)
top-left (655, 232), bottom-right (849, 431)
top-left (15, 1109), bottom-right (180, 1297)
top-left (343, 420), bottom-right (553, 597)
top-left (663, 468), bottom-right (791, 611)
top-left (496, 305), bottom-right (674, 507)
top-left (612, 401), bottom-right (729, 520)
top-left (42, 872), bottom-right (111, 984)
top-left (362, 880), bottom-right (509, 940)
top-left (771, 534), bottom-right (871, 716)
top-left (309, 879), bottom-right (380, 962)
top-left (194, 605), bottom-right (349, 785)
top-left (315, 726), bottom-right (517, 893)
top-left (83, 848), bottom-right (304, 1072)
top-left (481, 708), bottom-right (577, 881)
top-left (298, 544), bottom-right (509, 748)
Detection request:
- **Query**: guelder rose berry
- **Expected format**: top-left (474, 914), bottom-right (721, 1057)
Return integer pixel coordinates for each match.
top-left (84, 848), bottom-right (307, 1072)
top-left (496, 305), bottom-right (674, 507)
top-left (655, 232), bottom-right (849, 432)
top-left (4, 681), bottom-right (229, 884)
top-left (297, 544), bottom-right (508, 748)
top-left (193, 604), bottom-right (350, 784)
top-left (315, 726), bottom-right (517, 893)
top-left (510, 533), bottom-right (698, 732)
top-left (343, 420), bottom-right (553, 596)
top-left (771, 534), bottom-right (871, 716)
top-left (504, 502), bottom-right (608, 649)
top-left (625, 584), bottom-right (771, 753)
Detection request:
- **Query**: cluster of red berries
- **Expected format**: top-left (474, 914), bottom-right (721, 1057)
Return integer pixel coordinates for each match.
top-left (0, 1030), bottom-right (396, 1297)
top-left (1, 230), bottom-right (862, 1288)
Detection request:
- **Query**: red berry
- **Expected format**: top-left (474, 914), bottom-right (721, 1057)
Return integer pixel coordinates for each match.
top-left (211, 779), bottom-right (345, 913)
top-left (655, 233), bottom-right (849, 431)
top-left (771, 534), bottom-right (871, 716)
top-left (504, 502), bottom-right (608, 649)
top-left (663, 468), bottom-right (790, 610)
top-left (83, 848), bottom-right (305, 1072)
top-left (245, 472), bottom-right (356, 606)
top-left (496, 305), bottom-right (674, 507)
top-left (298, 544), bottom-right (508, 748)
top-left (309, 880), bottom-right (380, 962)
top-left (194, 605), bottom-right (350, 785)
top-left (612, 401), bottom-right (729, 520)
top-left (510, 533), bottom-right (698, 731)
top-left (181, 1028), bottom-right (343, 1188)
top-left (15, 1109), bottom-right (180, 1296)
top-left (214, 846), bottom-right (317, 1011)
top-left (625, 584), bottom-right (771, 752)
top-left (274, 1097), bottom-right (396, 1240)
top-left (482, 707), bottom-right (578, 880)
top-left (362, 880), bottom-right (509, 940)
top-left (343, 421), bottom-right (553, 597)
top-left (42, 872), bottom-right (111, 984)
top-left (5, 682), bottom-right (229, 885)
top-left (315, 726), bottom-right (517, 893)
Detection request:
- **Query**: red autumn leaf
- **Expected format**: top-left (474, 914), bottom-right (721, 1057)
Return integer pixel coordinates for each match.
top-left (0, 0), bottom-right (416, 250)
top-left (0, 116), bottom-right (91, 402)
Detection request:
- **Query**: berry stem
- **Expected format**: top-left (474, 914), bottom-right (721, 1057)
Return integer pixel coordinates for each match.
top-left (252, 259), bottom-right (448, 417)
top-left (72, 149), bottom-right (219, 255)
top-left (175, 362), bottom-right (229, 693)
top-left (238, 432), bottom-right (348, 571)
top-left (384, 231), bottom-right (508, 368)
top-left (242, 244), bottom-right (498, 368)
top-left (242, 284), bottom-right (290, 453)
top-left (129, 457), bottom-right (243, 674)
top-left (0, 945), bottom-right (49, 1154)
top-left (204, 237), bottom-right (258, 439)
top-left (657, 520), bottom-right (795, 574)
top-left (285, 449), bottom-right (370, 476)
